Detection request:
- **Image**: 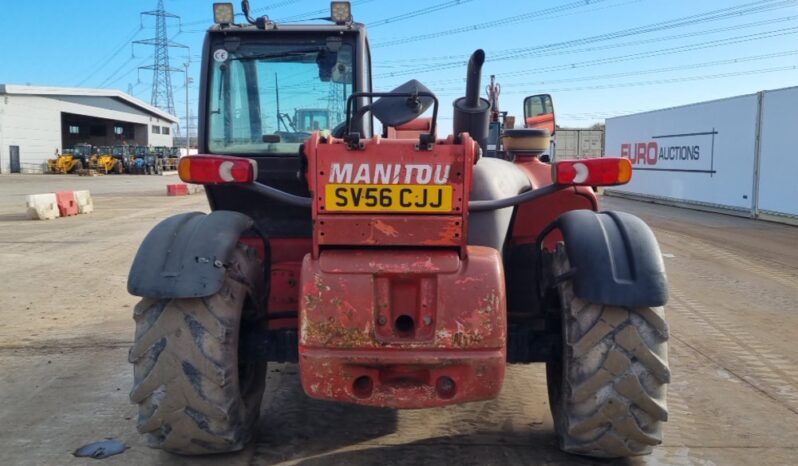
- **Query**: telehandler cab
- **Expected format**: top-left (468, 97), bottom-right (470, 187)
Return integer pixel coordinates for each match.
top-left (128, 1), bottom-right (670, 458)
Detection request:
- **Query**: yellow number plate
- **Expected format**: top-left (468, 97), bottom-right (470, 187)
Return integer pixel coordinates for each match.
top-left (325, 184), bottom-right (453, 212)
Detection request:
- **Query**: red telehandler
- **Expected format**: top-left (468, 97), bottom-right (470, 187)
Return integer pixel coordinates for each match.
top-left (127, 1), bottom-right (669, 458)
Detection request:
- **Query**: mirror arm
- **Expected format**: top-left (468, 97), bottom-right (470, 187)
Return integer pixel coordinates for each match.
top-left (344, 91), bottom-right (439, 147)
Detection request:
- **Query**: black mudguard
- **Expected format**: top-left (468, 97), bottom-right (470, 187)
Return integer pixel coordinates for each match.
top-left (556, 210), bottom-right (668, 308)
top-left (128, 210), bottom-right (254, 299)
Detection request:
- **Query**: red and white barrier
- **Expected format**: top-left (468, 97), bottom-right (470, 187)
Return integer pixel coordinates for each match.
top-left (56, 191), bottom-right (79, 217)
top-left (167, 184), bottom-right (189, 196)
top-left (74, 190), bottom-right (94, 214)
top-left (26, 193), bottom-right (60, 220)
top-left (25, 190), bottom-right (94, 220)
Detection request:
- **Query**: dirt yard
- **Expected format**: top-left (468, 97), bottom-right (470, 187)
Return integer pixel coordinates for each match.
top-left (0, 174), bottom-right (796, 465)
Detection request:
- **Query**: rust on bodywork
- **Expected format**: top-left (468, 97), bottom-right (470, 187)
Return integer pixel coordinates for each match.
top-left (299, 246), bottom-right (506, 408)
top-left (298, 132), bottom-right (506, 408)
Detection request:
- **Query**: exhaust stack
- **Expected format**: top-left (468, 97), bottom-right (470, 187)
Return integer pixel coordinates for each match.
top-left (452, 49), bottom-right (490, 152)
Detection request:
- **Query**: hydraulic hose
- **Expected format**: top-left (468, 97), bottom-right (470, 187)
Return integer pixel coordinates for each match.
top-left (243, 181), bottom-right (313, 208)
top-left (243, 181), bottom-right (565, 211)
top-left (467, 184), bottom-right (565, 212)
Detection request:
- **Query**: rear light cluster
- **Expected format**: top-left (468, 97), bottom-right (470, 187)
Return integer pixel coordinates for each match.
top-left (553, 157), bottom-right (632, 186)
top-left (178, 155), bottom-right (257, 184)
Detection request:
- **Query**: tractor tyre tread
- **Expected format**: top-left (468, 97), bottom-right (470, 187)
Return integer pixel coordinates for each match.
top-left (128, 243), bottom-right (266, 455)
top-left (547, 245), bottom-right (669, 458)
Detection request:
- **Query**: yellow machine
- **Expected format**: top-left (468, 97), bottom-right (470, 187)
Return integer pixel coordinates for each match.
top-left (95, 155), bottom-right (122, 174)
top-left (92, 146), bottom-right (123, 174)
top-left (47, 150), bottom-right (84, 174)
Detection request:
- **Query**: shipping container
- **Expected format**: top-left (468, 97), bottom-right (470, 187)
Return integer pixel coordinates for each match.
top-left (757, 87), bottom-right (798, 220)
top-left (555, 129), bottom-right (603, 159)
top-left (604, 86), bottom-right (798, 223)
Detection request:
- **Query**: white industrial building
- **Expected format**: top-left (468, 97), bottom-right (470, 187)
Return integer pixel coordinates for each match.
top-left (0, 85), bottom-right (179, 173)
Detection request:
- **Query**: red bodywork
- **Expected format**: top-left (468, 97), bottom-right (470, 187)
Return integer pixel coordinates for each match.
top-left (526, 114), bottom-right (556, 134)
top-left (511, 156), bottom-right (597, 249)
top-left (297, 132), bottom-right (506, 408)
top-left (247, 131), bottom-right (596, 409)
top-left (299, 247), bottom-right (505, 407)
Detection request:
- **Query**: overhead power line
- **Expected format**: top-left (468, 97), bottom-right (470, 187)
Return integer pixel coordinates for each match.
top-left (392, 15), bottom-right (798, 87)
top-left (502, 50), bottom-right (798, 88)
top-left (376, 13), bottom-right (798, 69)
top-left (253, 0), bottom-right (305, 13)
top-left (103, 54), bottom-right (156, 89)
top-left (430, 49), bottom-right (798, 93)
top-left (406, 26), bottom-right (798, 97)
top-left (74, 26), bottom-right (143, 87)
top-left (367, 0), bottom-right (475, 28)
top-left (98, 56), bottom-right (138, 88)
top-left (430, 65), bottom-right (797, 100)
top-left (376, 0), bottom-right (798, 78)
top-left (373, 0), bottom-right (617, 47)
top-left (485, 65), bottom-right (798, 96)
top-left (483, 27), bottom-right (798, 81)
top-left (275, 0), bottom-right (375, 22)
top-left (491, 0), bottom-right (797, 61)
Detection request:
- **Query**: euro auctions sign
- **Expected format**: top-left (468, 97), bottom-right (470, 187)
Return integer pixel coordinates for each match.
top-left (605, 93), bottom-right (760, 211)
top-left (620, 130), bottom-right (717, 175)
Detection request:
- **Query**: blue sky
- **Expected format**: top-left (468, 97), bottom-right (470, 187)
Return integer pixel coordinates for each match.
top-left (1, 0), bottom-right (796, 130)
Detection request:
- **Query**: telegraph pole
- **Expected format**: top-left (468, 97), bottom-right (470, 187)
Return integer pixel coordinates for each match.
top-left (184, 61), bottom-right (193, 156)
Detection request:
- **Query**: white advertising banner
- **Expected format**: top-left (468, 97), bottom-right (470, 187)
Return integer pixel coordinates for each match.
top-left (605, 95), bottom-right (759, 210)
top-left (758, 87), bottom-right (798, 218)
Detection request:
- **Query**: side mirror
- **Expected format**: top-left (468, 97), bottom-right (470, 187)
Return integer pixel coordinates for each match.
top-left (332, 45), bottom-right (353, 84)
top-left (316, 49), bottom-right (336, 82)
top-left (370, 79), bottom-right (434, 128)
top-left (523, 94), bottom-right (555, 135)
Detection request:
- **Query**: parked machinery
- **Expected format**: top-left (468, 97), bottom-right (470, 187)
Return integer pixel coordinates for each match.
top-left (144, 146), bottom-right (164, 175)
top-left (162, 147), bottom-right (180, 171)
top-left (149, 146), bottom-right (174, 171)
top-left (47, 143), bottom-right (95, 174)
top-left (276, 107), bottom-right (333, 142)
top-left (127, 1), bottom-right (670, 459)
top-left (127, 146), bottom-right (146, 174)
top-left (92, 146), bottom-right (121, 174)
top-left (47, 149), bottom-right (79, 174)
top-left (112, 145), bottom-right (135, 174)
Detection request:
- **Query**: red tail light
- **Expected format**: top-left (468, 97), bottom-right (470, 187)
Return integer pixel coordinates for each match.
top-left (178, 155), bottom-right (257, 184)
top-left (553, 157), bottom-right (632, 186)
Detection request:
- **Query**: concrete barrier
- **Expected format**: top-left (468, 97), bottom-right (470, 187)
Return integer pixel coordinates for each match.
top-left (55, 191), bottom-right (79, 217)
top-left (74, 190), bottom-right (94, 214)
top-left (26, 193), bottom-right (60, 220)
top-left (188, 184), bottom-right (204, 195)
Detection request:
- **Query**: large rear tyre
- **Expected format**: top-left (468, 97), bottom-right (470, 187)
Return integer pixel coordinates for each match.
top-left (546, 245), bottom-right (670, 458)
top-left (128, 243), bottom-right (267, 455)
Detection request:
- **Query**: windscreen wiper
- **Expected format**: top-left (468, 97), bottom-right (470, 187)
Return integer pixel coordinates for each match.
top-left (231, 50), bottom-right (321, 61)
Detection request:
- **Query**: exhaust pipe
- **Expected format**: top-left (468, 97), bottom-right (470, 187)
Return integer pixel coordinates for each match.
top-left (453, 49), bottom-right (490, 152)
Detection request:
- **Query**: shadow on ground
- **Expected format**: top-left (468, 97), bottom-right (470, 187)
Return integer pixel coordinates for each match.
top-left (286, 431), bottom-right (653, 466)
top-left (251, 364), bottom-right (398, 465)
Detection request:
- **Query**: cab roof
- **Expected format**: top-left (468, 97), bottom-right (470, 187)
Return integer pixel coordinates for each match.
top-left (207, 21), bottom-right (366, 34)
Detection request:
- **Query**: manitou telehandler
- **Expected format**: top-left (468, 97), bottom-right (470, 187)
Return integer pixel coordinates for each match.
top-left (127, 1), bottom-right (670, 458)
